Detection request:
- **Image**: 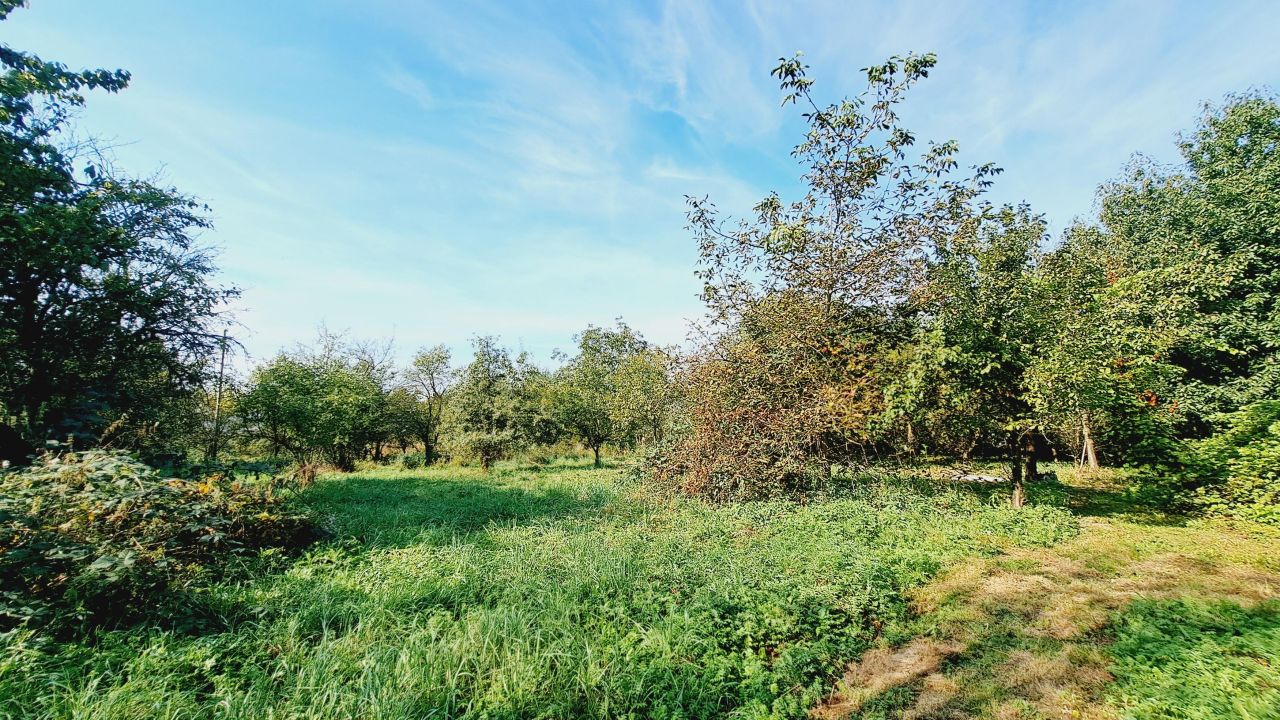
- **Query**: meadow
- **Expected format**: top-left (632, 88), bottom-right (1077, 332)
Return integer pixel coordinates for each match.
top-left (4, 458), bottom-right (1276, 719)
top-left (2, 459), bottom-right (1078, 719)
top-left (5, 6), bottom-right (1280, 720)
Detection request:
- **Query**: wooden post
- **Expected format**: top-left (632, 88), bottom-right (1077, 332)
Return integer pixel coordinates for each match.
top-left (1081, 412), bottom-right (1099, 470)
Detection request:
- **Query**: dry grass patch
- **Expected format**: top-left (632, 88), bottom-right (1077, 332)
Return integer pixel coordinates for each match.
top-left (814, 483), bottom-right (1280, 720)
top-left (814, 638), bottom-right (965, 718)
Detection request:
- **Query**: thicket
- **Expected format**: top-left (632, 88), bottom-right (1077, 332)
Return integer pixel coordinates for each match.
top-left (0, 451), bottom-right (315, 631)
top-left (647, 53), bottom-right (1280, 523)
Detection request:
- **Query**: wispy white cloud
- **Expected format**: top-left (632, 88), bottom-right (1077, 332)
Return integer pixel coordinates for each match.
top-left (5, 0), bottom-right (1279, 365)
top-left (379, 61), bottom-right (434, 112)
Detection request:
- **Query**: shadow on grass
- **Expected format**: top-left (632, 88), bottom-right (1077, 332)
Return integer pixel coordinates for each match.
top-left (299, 468), bottom-right (618, 547)
top-left (933, 462), bottom-right (1187, 527)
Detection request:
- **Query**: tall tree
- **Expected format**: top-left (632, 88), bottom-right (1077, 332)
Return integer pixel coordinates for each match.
top-left (916, 206), bottom-right (1048, 505)
top-left (661, 52), bottom-right (998, 498)
top-left (403, 344), bottom-right (453, 463)
top-left (1028, 93), bottom-right (1280, 475)
top-left (449, 336), bottom-right (522, 470)
top-left (0, 1), bottom-right (236, 449)
top-left (1094, 93), bottom-right (1280, 432)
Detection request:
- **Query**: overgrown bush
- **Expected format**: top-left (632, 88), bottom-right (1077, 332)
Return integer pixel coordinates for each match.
top-left (646, 295), bottom-right (879, 500)
top-left (0, 451), bottom-right (317, 630)
top-left (1132, 402), bottom-right (1280, 524)
top-left (1187, 401), bottom-right (1280, 525)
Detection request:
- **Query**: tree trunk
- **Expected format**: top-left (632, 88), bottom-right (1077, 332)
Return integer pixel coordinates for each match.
top-left (1010, 435), bottom-right (1026, 509)
top-left (1081, 413), bottom-right (1099, 470)
top-left (592, 445), bottom-right (601, 468)
top-left (1023, 432), bottom-right (1038, 485)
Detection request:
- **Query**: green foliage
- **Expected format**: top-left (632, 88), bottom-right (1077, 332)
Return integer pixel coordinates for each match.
top-left (0, 450), bottom-right (314, 630)
top-left (0, 1), bottom-right (128, 127)
top-left (1179, 401), bottom-right (1280, 525)
top-left (552, 321), bottom-right (663, 466)
top-left (1048, 93), bottom-right (1280, 467)
top-left (447, 337), bottom-right (557, 469)
top-left (611, 344), bottom-right (679, 444)
top-left (239, 334), bottom-right (389, 470)
top-left (1106, 599), bottom-right (1280, 719)
top-left (0, 3), bottom-right (237, 449)
top-left (667, 53), bottom-right (1011, 499)
top-left (400, 344), bottom-right (453, 463)
top-left (0, 461), bottom-right (1076, 719)
top-left (909, 206), bottom-right (1048, 460)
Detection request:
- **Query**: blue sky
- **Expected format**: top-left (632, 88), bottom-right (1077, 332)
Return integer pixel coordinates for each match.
top-left (6, 1), bottom-right (1280, 366)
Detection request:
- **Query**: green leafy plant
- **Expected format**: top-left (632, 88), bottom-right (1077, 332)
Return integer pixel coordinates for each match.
top-left (1107, 599), bottom-right (1280, 719)
top-left (0, 450), bottom-right (316, 630)
top-left (1187, 401), bottom-right (1280, 525)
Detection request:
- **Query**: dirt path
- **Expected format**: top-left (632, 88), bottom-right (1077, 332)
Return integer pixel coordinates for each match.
top-left (815, 516), bottom-right (1280, 719)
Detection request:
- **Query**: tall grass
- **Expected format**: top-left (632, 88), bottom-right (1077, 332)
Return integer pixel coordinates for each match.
top-left (0, 458), bottom-right (1075, 719)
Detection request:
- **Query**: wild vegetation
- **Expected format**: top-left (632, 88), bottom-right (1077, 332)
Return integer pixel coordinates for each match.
top-left (3, 2), bottom-right (1280, 718)
top-left (1, 460), bottom-right (1079, 719)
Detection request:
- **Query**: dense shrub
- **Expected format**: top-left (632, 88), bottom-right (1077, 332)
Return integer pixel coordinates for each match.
top-left (1186, 401), bottom-right (1280, 525)
top-left (649, 295), bottom-right (861, 501)
top-left (0, 451), bottom-right (316, 630)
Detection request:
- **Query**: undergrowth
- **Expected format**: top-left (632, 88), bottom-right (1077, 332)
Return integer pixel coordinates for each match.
top-left (1106, 598), bottom-right (1280, 719)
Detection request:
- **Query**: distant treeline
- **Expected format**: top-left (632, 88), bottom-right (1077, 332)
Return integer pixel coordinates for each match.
top-left (225, 324), bottom-right (675, 471)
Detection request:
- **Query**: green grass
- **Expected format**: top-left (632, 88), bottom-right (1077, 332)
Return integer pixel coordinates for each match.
top-left (0, 458), bottom-right (1075, 719)
top-left (817, 467), bottom-right (1280, 719)
top-left (1106, 599), bottom-right (1280, 720)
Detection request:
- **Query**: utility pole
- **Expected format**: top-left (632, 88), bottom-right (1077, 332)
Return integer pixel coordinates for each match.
top-left (210, 329), bottom-right (228, 462)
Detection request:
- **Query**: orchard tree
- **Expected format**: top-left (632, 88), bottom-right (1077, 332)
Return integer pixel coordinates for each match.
top-left (611, 346), bottom-right (677, 445)
top-left (1093, 93), bottom-right (1280, 433)
top-left (1026, 94), bottom-right (1280, 476)
top-left (402, 344), bottom-right (453, 463)
top-left (382, 387), bottom-right (426, 455)
top-left (449, 336), bottom-right (522, 470)
top-left (239, 339), bottom-right (385, 470)
top-left (511, 352), bottom-right (563, 448)
top-left (915, 206), bottom-right (1048, 505)
top-left (660, 52), bottom-right (999, 498)
top-left (1028, 224), bottom-right (1173, 469)
top-left (0, 2), bottom-right (237, 449)
top-left (553, 322), bottom-right (649, 467)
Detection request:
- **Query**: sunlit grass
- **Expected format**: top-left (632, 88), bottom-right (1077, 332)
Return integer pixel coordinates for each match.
top-left (846, 468), bottom-right (1280, 719)
top-left (0, 458), bottom-right (1076, 719)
